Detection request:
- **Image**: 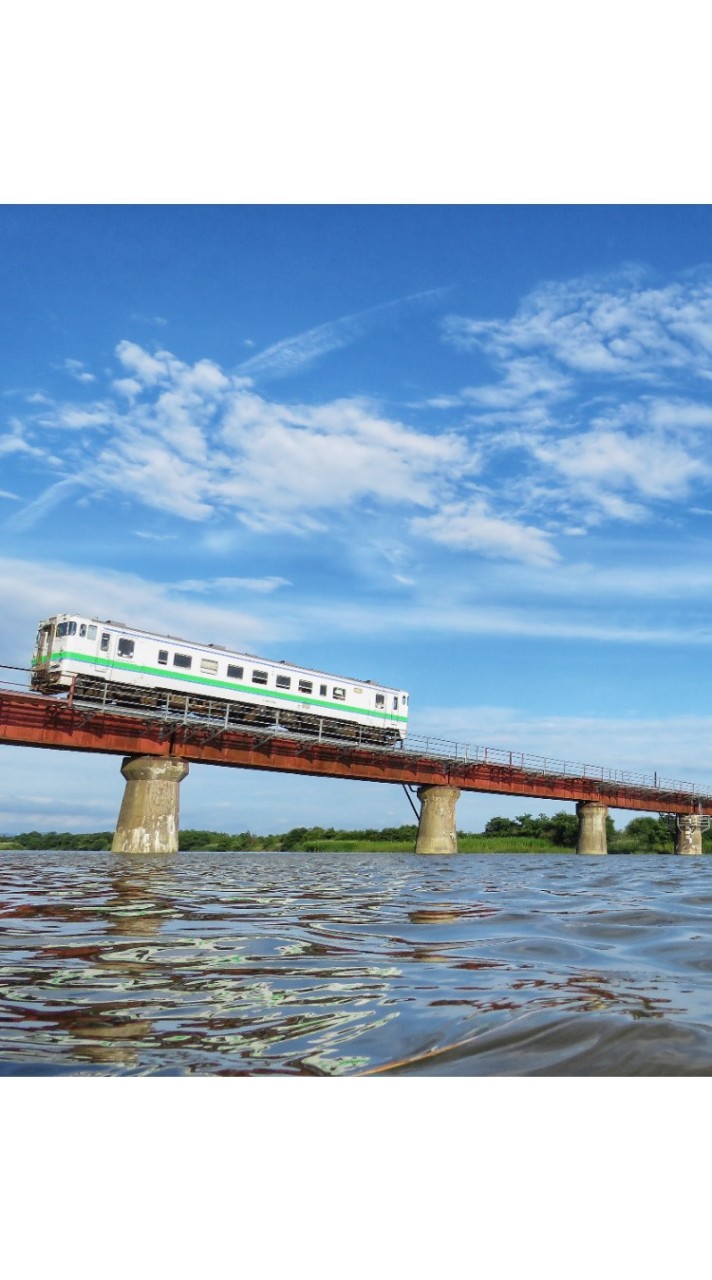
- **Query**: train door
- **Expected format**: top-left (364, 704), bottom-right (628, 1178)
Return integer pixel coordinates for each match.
top-left (96, 627), bottom-right (115, 682)
top-left (386, 693), bottom-right (400, 727)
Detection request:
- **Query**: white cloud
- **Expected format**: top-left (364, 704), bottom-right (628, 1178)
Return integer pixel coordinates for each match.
top-left (12, 341), bottom-right (473, 534)
top-left (0, 419), bottom-right (52, 461)
top-left (444, 271), bottom-right (712, 381)
top-left (51, 403), bottom-right (115, 429)
top-left (115, 339), bottom-right (171, 385)
top-left (646, 398), bottom-right (712, 430)
top-left (531, 428), bottom-right (707, 507)
top-left (411, 499), bottom-right (560, 566)
top-left (460, 357), bottom-right (572, 409)
top-left (437, 272), bottom-right (712, 533)
top-left (11, 288), bottom-right (712, 572)
top-left (216, 397), bottom-right (469, 519)
top-left (112, 376), bottom-right (142, 398)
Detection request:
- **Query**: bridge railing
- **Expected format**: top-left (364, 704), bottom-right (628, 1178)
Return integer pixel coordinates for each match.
top-left (2, 664), bottom-right (710, 801)
top-left (399, 733), bottom-right (707, 798)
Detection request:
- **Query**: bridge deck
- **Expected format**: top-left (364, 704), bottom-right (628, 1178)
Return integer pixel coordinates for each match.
top-left (1, 684), bottom-right (710, 814)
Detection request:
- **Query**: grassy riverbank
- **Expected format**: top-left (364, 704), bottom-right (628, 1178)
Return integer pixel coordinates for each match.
top-left (300, 835), bottom-right (560, 853)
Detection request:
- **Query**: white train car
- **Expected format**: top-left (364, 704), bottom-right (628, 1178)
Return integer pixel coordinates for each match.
top-left (31, 613), bottom-right (409, 745)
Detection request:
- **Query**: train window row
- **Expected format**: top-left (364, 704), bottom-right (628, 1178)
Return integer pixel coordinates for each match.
top-left (63, 626), bottom-right (404, 708)
top-left (113, 641), bottom-right (358, 699)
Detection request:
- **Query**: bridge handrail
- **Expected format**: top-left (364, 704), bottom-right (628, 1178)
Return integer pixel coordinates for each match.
top-left (1, 664), bottom-right (710, 801)
top-left (400, 732), bottom-right (706, 797)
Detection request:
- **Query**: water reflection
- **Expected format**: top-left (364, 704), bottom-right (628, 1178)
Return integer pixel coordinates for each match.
top-left (1, 851), bottom-right (712, 1074)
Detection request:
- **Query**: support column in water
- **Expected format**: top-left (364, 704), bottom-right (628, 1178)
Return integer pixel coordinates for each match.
top-left (111, 755), bottom-right (189, 854)
top-left (576, 800), bottom-right (608, 855)
top-left (415, 785), bottom-right (460, 854)
top-left (675, 815), bottom-right (704, 855)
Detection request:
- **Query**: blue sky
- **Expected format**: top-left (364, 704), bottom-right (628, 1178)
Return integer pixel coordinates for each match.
top-left (5, 205), bottom-right (712, 833)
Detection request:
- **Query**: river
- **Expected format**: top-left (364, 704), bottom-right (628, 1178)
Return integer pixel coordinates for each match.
top-left (1, 849), bottom-right (712, 1075)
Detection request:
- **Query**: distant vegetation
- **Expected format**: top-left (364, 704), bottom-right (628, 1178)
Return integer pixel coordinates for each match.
top-left (0, 812), bottom-right (705, 852)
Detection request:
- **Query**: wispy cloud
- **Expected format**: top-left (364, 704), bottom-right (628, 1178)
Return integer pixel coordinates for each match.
top-left (410, 704), bottom-right (712, 788)
top-left (439, 269), bottom-right (712, 532)
top-left (411, 499), bottom-right (560, 567)
top-left (4, 553), bottom-right (712, 674)
top-left (62, 358), bottom-right (95, 384)
top-left (0, 555), bottom-right (285, 667)
top-left (6, 477), bottom-right (92, 531)
top-left (236, 288), bottom-right (449, 380)
top-left (130, 313), bottom-right (168, 326)
top-left (134, 530), bottom-right (178, 541)
top-left (175, 576), bottom-right (291, 594)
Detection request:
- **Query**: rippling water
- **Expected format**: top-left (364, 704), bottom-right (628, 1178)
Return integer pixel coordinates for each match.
top-left (2, 850), bottom-right (712, 1075)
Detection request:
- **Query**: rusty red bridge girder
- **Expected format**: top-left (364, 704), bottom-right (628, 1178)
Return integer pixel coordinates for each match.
top-left (1, 687), bottom-right (711, 815)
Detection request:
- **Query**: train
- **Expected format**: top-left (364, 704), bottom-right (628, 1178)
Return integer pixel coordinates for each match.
top-left (30, 613), bottom-right (409, 746)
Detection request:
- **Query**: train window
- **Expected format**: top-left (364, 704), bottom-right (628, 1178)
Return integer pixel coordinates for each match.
top-left (87, 625), bottom-right (97, 640)
top-left (298, 680), bottom-right (313, 695)
top-left (402, 695), bottom-right (408, 707)
top-left (333, 687), bottom-right (346, 700)
top-left (100, 633), bottom-right (110, 652)
top-left (79, 625), bottom-right (86, 638)
top-left (252, 669), bottom-right (268, 685)
top-left (276, 674), bottom-right (291, 689)
top-left (227, 664), bottom-right (244, 680)
top-left (56, 622), bottom-right (67, 638)
top-left (200, 658), bottom-right (218, 675)
top-left (319, 684), bottom-right (327, 697)
top-left (118, 638), bottom-right (135, 659)
top-left (375, 694), bottom-right (385, 708)
top-left (393, 696), bottom-right (398, 710)
top-left (174, 653), bottom-right (192, 669)
top-left (158, 649), bottom-right (168, 665)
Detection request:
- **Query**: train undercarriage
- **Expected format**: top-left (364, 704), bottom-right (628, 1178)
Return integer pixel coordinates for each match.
top-left (34, 670), bottom-right (402, 747)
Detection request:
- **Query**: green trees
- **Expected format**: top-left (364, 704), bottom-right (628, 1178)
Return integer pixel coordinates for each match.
top-left (483, 812), bottom-right (578, 846)
top-left (611, 816), bottom-right (673, 854)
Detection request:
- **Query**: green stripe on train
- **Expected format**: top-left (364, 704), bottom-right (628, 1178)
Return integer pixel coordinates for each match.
top-left (35, 649), bottom-right (409, 723)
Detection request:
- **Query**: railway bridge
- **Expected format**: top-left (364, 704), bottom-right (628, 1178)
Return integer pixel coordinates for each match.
top-left (1, 668), bottom-right (711, 856)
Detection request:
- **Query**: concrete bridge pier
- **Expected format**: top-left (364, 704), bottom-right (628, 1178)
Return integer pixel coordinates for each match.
top-left (675, 815), bottom-right (704, 855)
top-left (576, 800), bottom-right (608, 855)
top-left (111, 755), bottom-right (189, 854)
top-left (415, 785), bottom-right (460, 854)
